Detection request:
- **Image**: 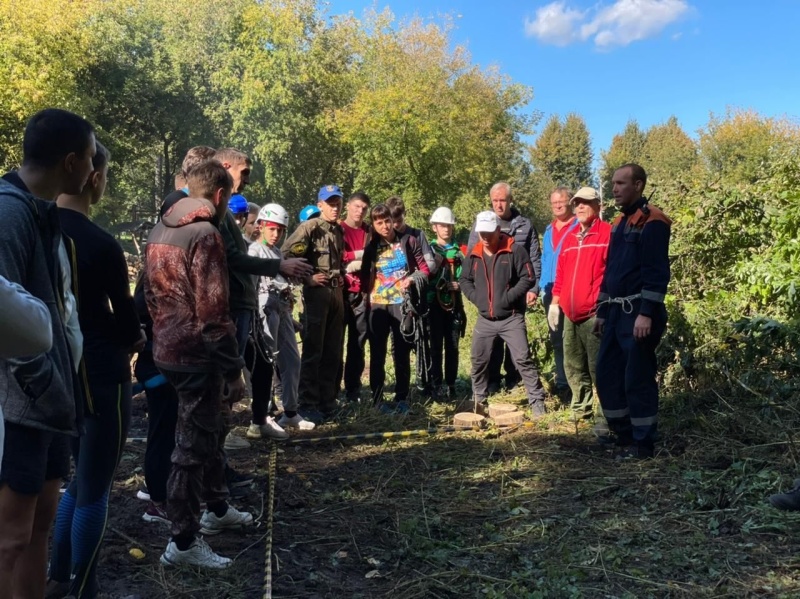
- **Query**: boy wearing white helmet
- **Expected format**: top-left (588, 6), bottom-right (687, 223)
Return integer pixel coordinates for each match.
top-left (247, 204), bottom-right (315, 435)
top-left (426, 207), bottom-right (466, 399)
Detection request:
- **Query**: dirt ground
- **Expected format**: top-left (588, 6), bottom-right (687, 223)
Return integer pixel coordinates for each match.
top-left (93, 382), bottom-right (800, 599)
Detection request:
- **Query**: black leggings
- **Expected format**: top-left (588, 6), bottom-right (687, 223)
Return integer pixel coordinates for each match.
top-left (50, 381), bottom-right (132, 598)
top-left (245, 338), bottom-right (274, 424)
top-left (144, 381), bottom-right (179, 503)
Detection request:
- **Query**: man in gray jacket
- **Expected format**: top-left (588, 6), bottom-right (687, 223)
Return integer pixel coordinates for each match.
top-left (0, 108), bottom-right (95, 599)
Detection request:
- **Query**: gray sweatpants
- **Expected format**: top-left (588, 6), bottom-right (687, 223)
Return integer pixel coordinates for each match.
top-left (471, 313), bottom-right (546, 406)
top-left (267, 295), bottom-right (301, 412)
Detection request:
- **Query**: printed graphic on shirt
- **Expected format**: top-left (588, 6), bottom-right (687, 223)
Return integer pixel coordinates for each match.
top-left (370, 241), bottom-right (407, 305)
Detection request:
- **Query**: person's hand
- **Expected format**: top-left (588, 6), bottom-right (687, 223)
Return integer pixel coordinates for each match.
top-left (308, 272), bottom-right (329, 287)
top-left (526, 291), bottom-right (538, 306)
top-left (547, 304), bottom-right (560, 331)
top-left (130, 329), bottom-right (147, 354)
top-left (397, 277), bottom-right (411, 291)
top-left (280, 257), bottom-right (313, 279)
top-left (224, 376), bottom-right (246, 404)
top-left (592, 317), bottom-right (605, 337)
top-left (633, 314), bottom-right (652, 341)
top-left (448, 281), bottom-right (460, 291)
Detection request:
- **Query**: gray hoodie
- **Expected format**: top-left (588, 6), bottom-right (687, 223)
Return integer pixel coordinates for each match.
top-left (0, 177), bottom-right (81, 435)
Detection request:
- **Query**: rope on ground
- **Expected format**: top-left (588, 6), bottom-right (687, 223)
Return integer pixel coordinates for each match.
top-left (287, 427), bottom-right (450, 445)
top-left (263, 441), bottom-right (278, 599)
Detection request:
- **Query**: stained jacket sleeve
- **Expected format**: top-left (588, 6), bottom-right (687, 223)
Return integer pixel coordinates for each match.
top-left (192, 231), bottom-right (244, 381)
top-left (0, 275), bottom-right (52, 359)
top-left (639, 220), bottom-right (671, 317)
top-left (506, 245), bottom-right (534, 306)
top-left (221, 212), bottom-right (280, 278)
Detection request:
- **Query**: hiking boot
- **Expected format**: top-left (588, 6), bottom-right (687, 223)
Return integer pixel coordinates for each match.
top-left (223, 433), bottom-right (251, 450)
top-left (530, 401), bottom-right (546, 419)
top-left (225, 466), bottom-right (254, 488)
top-left (246, 417), bottom-right (289, 440)
top-left (447, 385), bottom-right (457, 400)
top-left (277, 413), bottom-right (316, 430)
top-left (769, 479), bottom-right (800, 511)
top-left (142, 501), bottom-right (170, 525)
top-left (44, 580), bottom-right (70, 599)
top-left (199, 505), bottom-right (254, 535)
top-left (160, 538), bottom-right (232, 569)
top-left (556, 387), bottom-right (573, 407)
top-left (487, 381), bottom-right (502, 396)
top-left (615, 444), bottom-right (654, 460)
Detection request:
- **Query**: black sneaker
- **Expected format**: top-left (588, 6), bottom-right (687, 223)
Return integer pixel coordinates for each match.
top-left (225, 467), bottom-right (254, 488)
top-left (530, 401), bottom-right (546, 419)
top-left (769, 479), bottom-right (800, 511)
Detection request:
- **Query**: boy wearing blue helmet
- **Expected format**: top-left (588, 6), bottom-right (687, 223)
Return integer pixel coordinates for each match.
top-left (299, 204), bottom-right (321, 222)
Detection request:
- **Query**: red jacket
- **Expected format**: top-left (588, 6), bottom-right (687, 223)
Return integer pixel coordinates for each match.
top-left (552, 218), bottom-right (611, 323)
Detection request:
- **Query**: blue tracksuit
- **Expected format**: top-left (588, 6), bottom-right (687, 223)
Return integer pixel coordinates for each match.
top-left (595, 198), bottom-right (671, 447)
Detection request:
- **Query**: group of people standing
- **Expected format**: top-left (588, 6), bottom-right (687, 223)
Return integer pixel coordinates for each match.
top-left (0, 107), bottom-right (676, 597)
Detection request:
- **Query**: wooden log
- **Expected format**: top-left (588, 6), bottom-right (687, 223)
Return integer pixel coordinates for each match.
top-left (492, 410), bottom-right (525, 427)
top-left (454, 400), bottom-right (487, 416)
top-left (453, 412), bottom-right (486, 429)
top-left (487, 403), bottom-right (519, 419)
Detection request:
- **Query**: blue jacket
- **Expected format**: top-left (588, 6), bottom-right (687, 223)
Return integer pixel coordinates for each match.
top-left (540, 217), bottom-right (578, 300)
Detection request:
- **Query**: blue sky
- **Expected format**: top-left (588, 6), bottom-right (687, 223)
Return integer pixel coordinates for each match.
top-left (326, 0), bottom-right (800, 169)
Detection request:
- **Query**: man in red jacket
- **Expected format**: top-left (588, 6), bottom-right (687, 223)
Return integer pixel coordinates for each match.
top-left (549, 187), bottom-right (610, 424)
top-left (460, 211), bottom-right (547, 417)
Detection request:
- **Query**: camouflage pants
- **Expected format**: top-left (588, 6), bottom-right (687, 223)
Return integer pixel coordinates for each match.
top-left (161, 370), bottom-right (229, 538)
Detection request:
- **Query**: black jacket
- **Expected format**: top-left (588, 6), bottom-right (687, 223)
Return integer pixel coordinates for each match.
top-left (467, 206), bottom-right (542, 295)
top-left (460, 233), bottom-right (534, 320)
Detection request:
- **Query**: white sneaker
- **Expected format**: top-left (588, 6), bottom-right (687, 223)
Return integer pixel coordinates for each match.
top-left (199, 505), bottom-right (254, 535)
top-left (223, 433), bottom-right (251, 450)
top-left (136, 487), bottom-right (150, 501)
top-left (245, 417), bottom-right (289, 440)
top-left (160, 537), bottom-right (232, 569)
top-left (277, 413), bottom-right (316, 431)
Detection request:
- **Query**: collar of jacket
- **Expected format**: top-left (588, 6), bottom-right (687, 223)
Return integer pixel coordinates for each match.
top-left (469, 232), bottom-right (514, 257)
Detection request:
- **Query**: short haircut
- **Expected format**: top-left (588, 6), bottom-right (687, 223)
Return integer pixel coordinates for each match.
top-left (247, 202), bottom-right (260, 216)
top-left (617, 163), bottom-right (648, 189)
top-left (348, 191), bottom-right (371, 205)
top-left (215, 147), bottom-right (251, 167)
top-left (186, 159), bottom-right (233, 200)
top-left (370, 203), bottom-right (392, 223)
top-left (92, 140), bottom-right (110, 171)
top-left (181, 146), bottom-right (216, 179)
top-left (22, 108), bottom-right (95, 169)
top-left (490, 181), bottom-right (513, 201)
top-left (551, 186), bottom-right (571, 200)
top-left (385, 196), bottom-right (405, 219)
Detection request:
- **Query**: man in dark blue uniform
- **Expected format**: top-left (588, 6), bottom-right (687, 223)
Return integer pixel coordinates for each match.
top-left (593, 164), bottom-right (671, 459)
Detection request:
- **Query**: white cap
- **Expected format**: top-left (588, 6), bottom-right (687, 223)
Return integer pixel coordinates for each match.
top-left (474, 211), bottom-right (499, 233)
top-left (430, 206), bottom-right (456, 225)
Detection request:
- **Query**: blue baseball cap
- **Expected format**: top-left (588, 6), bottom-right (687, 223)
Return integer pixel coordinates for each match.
top-left (318, 184), bottom-right (343, 202)
top-left (299, 205), bottom-right (321, 222)
top-left (229, 193), bottom-right (248, 215)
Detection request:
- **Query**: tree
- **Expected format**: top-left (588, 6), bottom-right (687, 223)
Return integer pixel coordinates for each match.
top-left (528, 113), bottom-right (592, 190)
top-left (331, 10), bottom-right (534, 228)
top-left (600, 119), bottom-right (646, 199)
top-left (642, 116), bottom-right (697, 189)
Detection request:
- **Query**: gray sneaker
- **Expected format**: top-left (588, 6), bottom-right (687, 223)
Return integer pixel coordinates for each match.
top-left (160, 538), bottom-right (232, 569)
top-left (769, 478), bottom-right (800, 511)
top-left (199, 505), bottom-right (254, 535)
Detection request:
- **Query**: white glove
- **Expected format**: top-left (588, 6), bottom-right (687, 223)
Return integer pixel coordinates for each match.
top-left (346, 260), bottom-right (362, 273)
top-left (547, 303), bottom-right (561, 331)
top-left (354, 249), bottom-right (364, 260)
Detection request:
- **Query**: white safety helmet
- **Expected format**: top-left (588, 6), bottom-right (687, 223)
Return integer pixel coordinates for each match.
top-left (257, 203), bottom-right (289, 227)
top-left (430, 206), bottom-right (456, 225)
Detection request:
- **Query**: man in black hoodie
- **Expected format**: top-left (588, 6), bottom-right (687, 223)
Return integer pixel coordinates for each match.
top-left (461, 211), bottom-right (547, 417)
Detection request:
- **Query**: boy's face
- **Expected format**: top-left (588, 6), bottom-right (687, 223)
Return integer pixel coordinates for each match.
top-left (259, 222), bottom-right (285, 247)
top-left (432, 223), bottom-right (453, 242)
top-left (244, 212), bottom-right (259, 241)
top-left (373, 216), bottom-right (395, 241)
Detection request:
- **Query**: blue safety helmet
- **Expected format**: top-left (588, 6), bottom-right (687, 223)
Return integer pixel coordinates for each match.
top-left (229, 193), bottom-right (249, 215)
top-left (299, 204), bottom-right (321, 222)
